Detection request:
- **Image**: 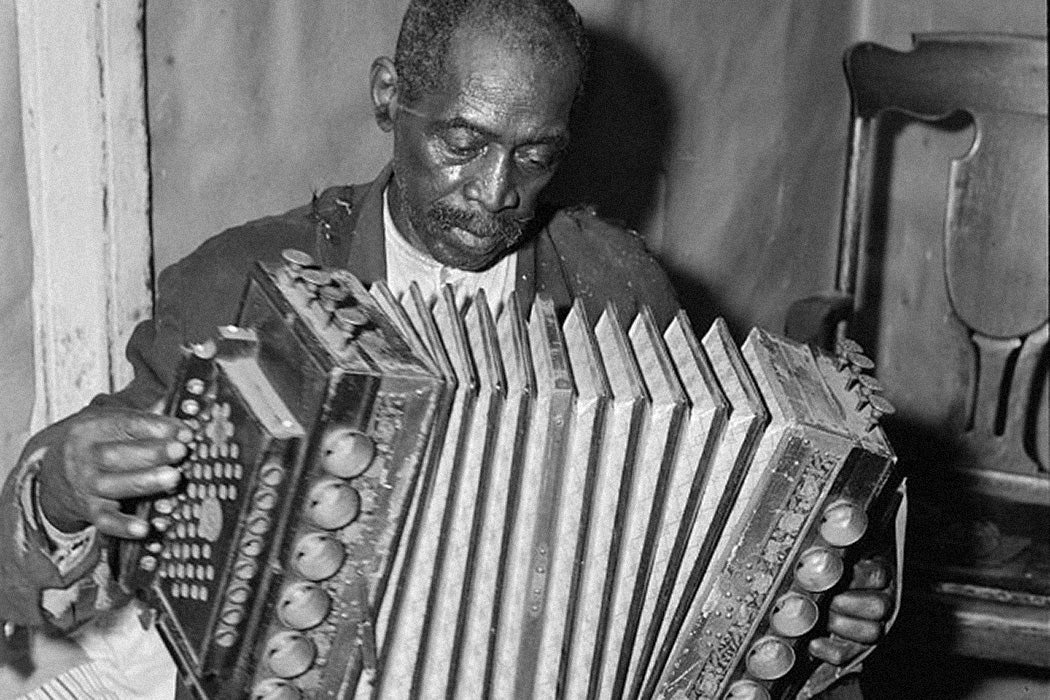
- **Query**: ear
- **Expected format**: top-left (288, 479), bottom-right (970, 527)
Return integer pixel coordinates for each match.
top-left (370, 56), bottom-right (399, 132)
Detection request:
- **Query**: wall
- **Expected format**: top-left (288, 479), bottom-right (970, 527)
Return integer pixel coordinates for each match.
top-left (0, 0), bottom-right (34, 480)
top-left (146, 1), bottom-right (402, 271)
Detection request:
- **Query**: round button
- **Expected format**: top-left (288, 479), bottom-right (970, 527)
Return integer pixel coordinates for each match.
top-left (261, 461), bottom-right (285, 487)
top-left (191, 340), bottom-right (217, 360)
top-left (276, 582), bottom-right (331, 630)
top-left (819, 501), bottom-right (868, 547)
top-left (234, 559), bottom-right (258, 582)
top-left (264, 631), bottom-right (316, 679)
top-left (745, 636), bottom-right (795, 681)
top-left (769, 593), bottom-right (819, 637)
top-left (845, 351), bottom-right (875, 371)
top-left (305, 479), bottom-right (361, 530)
top-left (726, 679), bottom-right (772, 700)
top-left (281, 248), bottom-right (316, 270)
top-left (795, 547), bottom-right (845, 592)
top-left (300, 268), bottom-right (333, 287)
top-left (320, 427), bottom-right (376, 479)
top-left (252, 679), bottom-right (302, 700)
top-left (248, 513), bottom-right (272, 536)
top-left (292, 533), bottom-right (346, 581)
top-left (333, 307), bottom-right (369, 331)
top-left (221, 606), bottom-right (244, 627)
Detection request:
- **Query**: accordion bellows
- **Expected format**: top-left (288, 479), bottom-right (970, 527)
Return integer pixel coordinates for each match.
top-left (120, 251), bottom-right (896, 700)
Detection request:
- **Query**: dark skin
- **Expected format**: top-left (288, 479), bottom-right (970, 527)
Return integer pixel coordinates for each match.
top-left (32, 19), bottom-right (891, 668)
top-left (372, 26), bottom-right (576, 271)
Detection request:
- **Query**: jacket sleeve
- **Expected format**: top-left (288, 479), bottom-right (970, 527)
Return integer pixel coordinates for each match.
top-left (0, 212), bottom-right (316, 630)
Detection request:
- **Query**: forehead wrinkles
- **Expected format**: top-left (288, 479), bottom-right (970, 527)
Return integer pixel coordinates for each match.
top-left (446, 65), bottom-right (570, 146)
top-left (437, 25), bottom-right (574, 136)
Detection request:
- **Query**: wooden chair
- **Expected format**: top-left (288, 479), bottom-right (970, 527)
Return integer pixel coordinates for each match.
top-left (787, 32), bottom-right (1049, 667)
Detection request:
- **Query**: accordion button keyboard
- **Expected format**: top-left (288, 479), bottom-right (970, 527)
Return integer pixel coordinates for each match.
top-left (794, 546), bottom-right (845, 592)
top-left (819, 500), bottom-right (869, 546)
top-left (320, 426), bottom-right (376, 478)
top-left (276, 582), bottom-right (332, 630)
top-left (305, 478), bottom-right (361, 530)
top-left (769, 592), bottom-right (819, 637)
top-left (291, 533), bottom-right (345, 581)
top-left (745, 636), bottom-right (795, 680)
top-left (264, 631), bottom-right (316, 679)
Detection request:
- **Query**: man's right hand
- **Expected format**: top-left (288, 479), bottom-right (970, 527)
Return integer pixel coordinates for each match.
top-left (35, 406), bottom-right (192, 539)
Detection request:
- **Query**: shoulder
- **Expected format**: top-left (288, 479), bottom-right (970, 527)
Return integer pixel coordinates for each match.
top-left (155, 183), bottom-right (367, 339)
top-left (165, 184), bottom-right (363, 280)
top-left (542, 204), bottom-right (681, 328)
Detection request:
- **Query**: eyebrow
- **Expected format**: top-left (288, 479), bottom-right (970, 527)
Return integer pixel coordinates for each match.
top-left (432, 116), bottom-right (569, 150)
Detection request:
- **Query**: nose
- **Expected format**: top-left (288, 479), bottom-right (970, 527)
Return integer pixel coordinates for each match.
top-left (463, 148), bottom-right (520, 213)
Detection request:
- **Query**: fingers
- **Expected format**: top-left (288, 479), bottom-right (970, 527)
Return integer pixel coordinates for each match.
top-left (92, 438), bottom-right (188, 476)
top-left (826, 610), bottom-right (884, 644)
top-left (71, 407), bottom-right (191, 444)
top-left (91, 503), bottom-right (151, 539)
top-left (37, 407), bottom-right (193, 537)
top-left (829, 589), bottom-right (892, 621)
top-left (92, 464), bottom-right (182, 500)
top-left (808, 636), bottom-right (868, 666)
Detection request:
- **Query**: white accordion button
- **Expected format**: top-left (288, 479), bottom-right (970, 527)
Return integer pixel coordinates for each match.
top-left (320, 426), bottom-right (376, 478)
top-left (819, 500), bottom-right (868, 547)
top-left (726, 679), bottom-right (772, 700)
top-left (264, 631), bottom-right (316, 679)
top-left (794, 546), bottom-right (845, 592)
top-left (277, 582), bottom-right (331, 630)
top-left (251, 678), bottom-right (301, 700)
top-left (745, 636), bottom-right (795, 680)
top-left (305, 478), bottom-right (361, 530)
top-left (769, 592), bottom-right (819, 637)
top-left (291, 533), bottom-right (346, 581)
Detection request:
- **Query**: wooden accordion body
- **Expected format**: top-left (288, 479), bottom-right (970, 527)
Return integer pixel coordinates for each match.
top-left (121, 253), bottom-right (896, 700)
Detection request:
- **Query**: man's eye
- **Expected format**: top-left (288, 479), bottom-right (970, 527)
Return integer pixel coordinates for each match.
top-left (441, 130), bottom-right (483, 157)
top-left (515, 147), bottom-right (558, 172)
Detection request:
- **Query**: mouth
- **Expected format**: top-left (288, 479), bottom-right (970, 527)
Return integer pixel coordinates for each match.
top-left (448, 225), bottom-right (496, 250)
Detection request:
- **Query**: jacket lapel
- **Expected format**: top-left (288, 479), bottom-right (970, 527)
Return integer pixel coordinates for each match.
top-left (342, 163), bottom-right (392, 284)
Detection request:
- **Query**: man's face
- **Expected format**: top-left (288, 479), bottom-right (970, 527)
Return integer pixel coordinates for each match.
top-left (388, 26), bottom-right (580, 271)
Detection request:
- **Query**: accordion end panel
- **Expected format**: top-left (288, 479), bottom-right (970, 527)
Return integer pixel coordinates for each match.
top-left (121, 256), bottom-right (445, 700)
top-left (650, 329), bottom-right (896, 700)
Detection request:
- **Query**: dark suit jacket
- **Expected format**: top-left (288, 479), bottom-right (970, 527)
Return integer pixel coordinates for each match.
top-left (0, 165), bottom-right (681, 627)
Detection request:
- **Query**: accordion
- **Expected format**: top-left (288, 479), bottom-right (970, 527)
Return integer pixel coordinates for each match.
top-left (120, 250), bottom-right (897, 700)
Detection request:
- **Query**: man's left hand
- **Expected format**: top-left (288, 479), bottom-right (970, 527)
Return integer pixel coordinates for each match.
top-left (808, 557), bottom-right (894, 665)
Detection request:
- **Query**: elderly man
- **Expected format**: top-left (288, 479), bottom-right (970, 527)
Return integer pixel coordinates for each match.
top-left (1, 0), bottom-right (893, 697)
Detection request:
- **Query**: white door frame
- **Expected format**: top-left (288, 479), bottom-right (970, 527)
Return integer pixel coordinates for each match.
top-left (16, 0), bottom-right (153, 429)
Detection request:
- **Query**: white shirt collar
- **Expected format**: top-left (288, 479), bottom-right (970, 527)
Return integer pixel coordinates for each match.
top-left (382, 188), bottom-right (517, 318)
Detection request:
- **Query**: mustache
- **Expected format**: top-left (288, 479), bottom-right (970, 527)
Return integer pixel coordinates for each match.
top-left (427, 203), bottom-right (527, 242)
